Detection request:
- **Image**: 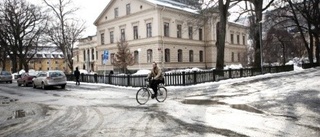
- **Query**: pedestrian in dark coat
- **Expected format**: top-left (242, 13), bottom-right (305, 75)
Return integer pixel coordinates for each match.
top-left (74, 67), bottom-right (80, 85)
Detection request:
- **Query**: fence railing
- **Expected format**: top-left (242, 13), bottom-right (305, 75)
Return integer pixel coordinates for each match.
top-left (302, 63), bottom-right (320, 69)
top-left (66, 65), bottom-right (294, 87)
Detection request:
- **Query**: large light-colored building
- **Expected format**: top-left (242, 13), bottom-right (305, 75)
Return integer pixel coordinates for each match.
top-left (76, 0), bottom-right (248, 73)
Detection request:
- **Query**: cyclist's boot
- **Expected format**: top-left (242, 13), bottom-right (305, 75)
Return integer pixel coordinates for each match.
top-left (151, 94), bottom-right (155, 99)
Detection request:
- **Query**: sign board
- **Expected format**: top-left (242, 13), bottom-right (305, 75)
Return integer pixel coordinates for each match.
top-left (103, 50), bottom-right (109, 65)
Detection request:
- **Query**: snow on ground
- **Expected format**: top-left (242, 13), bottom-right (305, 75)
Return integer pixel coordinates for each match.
top-left (0, 65), bottom-right (319, 136)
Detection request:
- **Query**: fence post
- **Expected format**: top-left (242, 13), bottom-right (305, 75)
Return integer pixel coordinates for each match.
top-left (182, 72), bottom-right (186, 86)
top-left (240, 68), bottom-right (243, 77)
top-left (94, 74), bottom-right (97, 83)
top-left (127, 75), bottom-right (130, 87)
top-left (251, 68), bottom-right (254, 76)
top-left (212, 69), bottom-right (216, 81)
top-left (229, 68), bottom-right (232, 78)
top-left (193, 71), bottom-right (197, 84)
top-left (108, 74), bottom-right (111, 84)
top-left (81, 73), bottom-right (84, 82)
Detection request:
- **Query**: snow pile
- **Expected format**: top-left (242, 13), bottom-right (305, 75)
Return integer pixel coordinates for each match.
top-left (132, 69), bottom-right (150, 75)
top-left (166, 67), bottom-right (203, 73)
top-left (224, 64), bottom-right (243, 69)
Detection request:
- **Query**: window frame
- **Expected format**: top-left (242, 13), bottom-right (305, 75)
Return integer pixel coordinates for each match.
top-left (101, 33), bottom-right (105, 45)
top-left (133, 26), bottom-right (138, 40)
top-left (147, 49), bottom-right (153, 63)
top-left (177, 24), bottom-right (182, 38)
top-left (121, 28), bottom-right (125, 41)
top-left (164, 22), bottom-right (169, 37)
top-left (178, 49), bottom-right (183, 62)
top-left (114, 7), bottom-right (118, 18)
top-left (110, 31), bottom-right (114, 44)
top-left (189, 50), bottom-right (194, 62)
top-left (165, 48), bottom-right (170, 62)
top-left (188, 26), bottom-right (193, 39)
top-left (199, 50), bottom-right (203, 62)
top-left (126, 4), bottom-right (130, 15)
top-left (146, 23), bottom-right (152, 38)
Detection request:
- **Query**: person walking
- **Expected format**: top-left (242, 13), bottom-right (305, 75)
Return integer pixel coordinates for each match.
top-left (147, 62), bottom-right (164, 99)
top-left (74, 67), bottom-right (80, 85)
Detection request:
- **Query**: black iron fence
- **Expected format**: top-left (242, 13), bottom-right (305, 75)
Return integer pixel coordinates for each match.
top-left (302, 63), bottom-right (320, 69)
top-left (66, 65), bottom-right (294, 87)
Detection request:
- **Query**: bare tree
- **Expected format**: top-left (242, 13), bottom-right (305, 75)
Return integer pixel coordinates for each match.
top-left (111, 41), bottom-right (135, 74)
top-left (287, 0), bottom-right (320, 64)
top-left (270, 0), bottom-right (319, 64)
top-left (0, 0), bottom-right (47, 73)
top-left (264, 27), bottom-right (294, 65)
top-left (235, 0), bottom-right (275, 67)
top-left (43, 0), bottom-right (85, 73)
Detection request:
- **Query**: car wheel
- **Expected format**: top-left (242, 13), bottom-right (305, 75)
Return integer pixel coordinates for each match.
top-left (61, 84), bottom-right (66, 89)
top-left (9, 81), bottom-right (12, 84)
top-left (18, 82), bottom-right (21, 86)
top-left (41, 82), bottom-right (46, 90)
top-left (32, 82), bottom-right (36, 89)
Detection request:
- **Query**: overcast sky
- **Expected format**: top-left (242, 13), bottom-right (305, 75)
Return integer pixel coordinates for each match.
top-left (30, 0), bottom-right (110, 37)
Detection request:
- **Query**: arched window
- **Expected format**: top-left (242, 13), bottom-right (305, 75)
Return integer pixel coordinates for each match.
top-left (134, 51), bottom-right (139, 64)
top-left (189, 50), bottom-right (193, 62)
top-left (178, 49), bottom-right (183, 62)
top-left (165, 48), bottom-right (170, 62)
top-left (199, 50), bottom-right (204, 62)
top-left (147, 49), bottom-right (153, 63)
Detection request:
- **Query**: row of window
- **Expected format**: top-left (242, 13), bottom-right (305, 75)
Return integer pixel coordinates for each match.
top-left (216, 22), bottom-right (246, 45)
top-left (83, 49), bottom-right (99, 61)
top-left (230, 33), bottom-right (246, 45)
top-left (100, 23), bottom-right (203, 45)
top-left (114, 3), bottom-right (131, 19)
top-left (29, 61), bottom-right (65, 64)
top-left (97, 50), bottom-right (242, 65)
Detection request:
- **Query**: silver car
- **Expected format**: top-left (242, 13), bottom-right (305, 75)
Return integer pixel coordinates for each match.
top-left (0, 71), bottom-right (13, 83)
top-left (32, 70), bottom-right (67, 89)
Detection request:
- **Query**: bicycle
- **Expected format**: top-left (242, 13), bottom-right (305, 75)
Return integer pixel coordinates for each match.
top-left (136, 78), bottom-right (167, 105)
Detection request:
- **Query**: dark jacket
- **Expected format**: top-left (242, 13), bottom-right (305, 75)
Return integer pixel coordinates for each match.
top-left (74, 69), bottom-right (80, 78)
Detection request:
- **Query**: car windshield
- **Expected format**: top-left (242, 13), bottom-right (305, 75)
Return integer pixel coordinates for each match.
top-left (49, 71), bottom-right (65, 77)
top-left (1, 71), bottom-right (11, 75)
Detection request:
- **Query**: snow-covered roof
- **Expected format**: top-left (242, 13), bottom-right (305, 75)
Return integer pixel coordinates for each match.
top-left (145, 0), bottom-right (198, 14)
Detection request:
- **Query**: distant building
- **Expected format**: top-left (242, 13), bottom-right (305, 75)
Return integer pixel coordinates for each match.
top-left (76, 0), bottom-right (248, 73)
top-left (1, 46), bottom-right (70, 73)
top-left (74, 36), bottom-right (98, 72)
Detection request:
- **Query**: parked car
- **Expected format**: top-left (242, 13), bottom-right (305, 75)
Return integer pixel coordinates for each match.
top-left (0, 71), bottom-right (12, 83)
top-left (32, 70), bottom-right (67, 89)
top-left (17, 72), bottom-right (38, 87)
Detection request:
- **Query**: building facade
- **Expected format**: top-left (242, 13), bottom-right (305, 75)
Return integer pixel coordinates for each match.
top-left (73, 36), bottom-right (98, 72)
top-left (0, 47), bottom-right (70, 73)
top-left (77, 0), bottom-right (248, 73)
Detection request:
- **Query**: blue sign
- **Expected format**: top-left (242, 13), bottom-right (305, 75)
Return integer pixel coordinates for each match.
top-left (103, 50), bottom-right (109, 64)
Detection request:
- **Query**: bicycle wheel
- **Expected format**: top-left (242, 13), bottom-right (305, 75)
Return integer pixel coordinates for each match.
top-left (156, 87), bottom-right (167, 102)
top-left (136, 88), bottom-right (150, 105)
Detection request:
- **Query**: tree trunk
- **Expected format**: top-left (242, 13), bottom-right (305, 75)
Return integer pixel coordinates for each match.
top-left (308, 29), bottom-right (314, 64)
top-left (314, 33), bottom-right (320, 65)
top-left (253, 0), bottom-right (263, 68)
top-left (11, 56), bottom-right (18, 73)
top-left (216, 0), bottom-right (230, 70)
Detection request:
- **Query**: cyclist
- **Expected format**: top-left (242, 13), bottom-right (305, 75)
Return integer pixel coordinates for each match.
top-left (147, 61), bottom-right (164, 99)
